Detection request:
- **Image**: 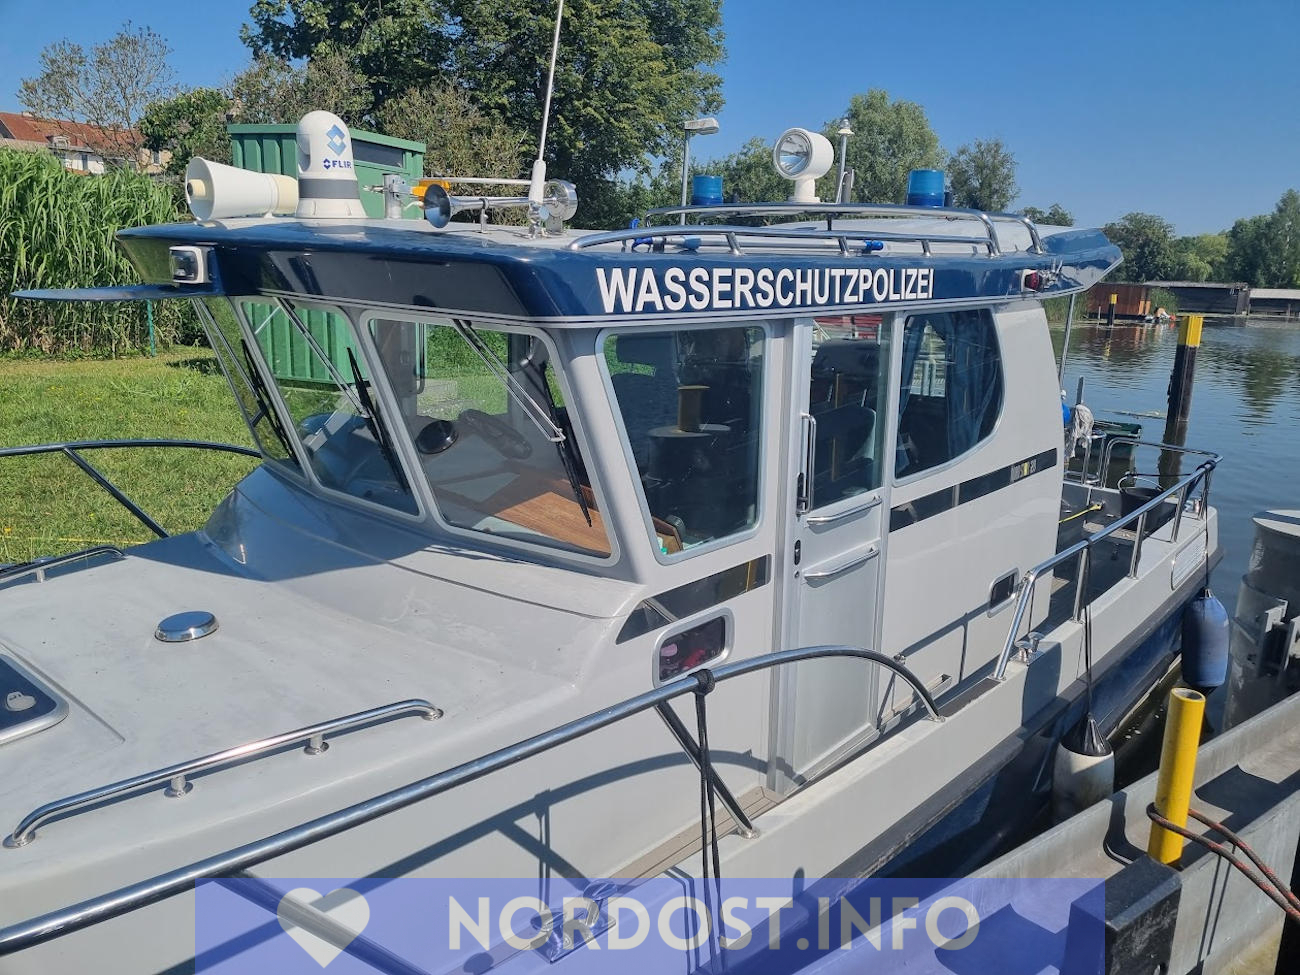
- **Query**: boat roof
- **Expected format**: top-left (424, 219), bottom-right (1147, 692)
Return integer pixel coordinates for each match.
top-left (49, 206), bottom-right (1121, 328)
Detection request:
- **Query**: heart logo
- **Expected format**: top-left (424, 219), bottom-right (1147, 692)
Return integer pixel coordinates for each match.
top-left (277, 887), bottom-right (370, 968)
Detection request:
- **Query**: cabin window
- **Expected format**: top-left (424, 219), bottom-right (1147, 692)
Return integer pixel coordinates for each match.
top-left (895, 309), bottom-right (1002, 478)
top-left (238, 299), bottom-right (419, 515)
top-left (364, 317), bottom-right (612, 558)
top-left (197, 298), bottom-right (299, 471)
top-left (603, 326), bottom-right (765, 555)
top-left (807, 315), bottom-right (890, 508)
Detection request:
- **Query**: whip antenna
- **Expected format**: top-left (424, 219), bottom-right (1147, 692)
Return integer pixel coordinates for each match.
top-left (528, 0), bottom-right (566, 211)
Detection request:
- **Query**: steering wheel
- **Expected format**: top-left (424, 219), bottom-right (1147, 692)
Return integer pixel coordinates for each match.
top-left (458, 409), bottom-right (533, 460)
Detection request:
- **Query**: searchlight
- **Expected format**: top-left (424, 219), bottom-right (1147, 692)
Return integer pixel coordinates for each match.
top-left (773, 127), bottom-right (834, 204)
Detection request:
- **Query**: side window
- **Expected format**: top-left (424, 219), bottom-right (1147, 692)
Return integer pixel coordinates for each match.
top-left (605, 326), bottom-right (764, 555)
top-left (896, 309), bottom-right (1002, 478)
top-left (807, 315), bottom-right (890, 509)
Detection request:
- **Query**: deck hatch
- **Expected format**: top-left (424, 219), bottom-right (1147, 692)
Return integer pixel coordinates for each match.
top-left (0, 656), bottom-right (68, 746)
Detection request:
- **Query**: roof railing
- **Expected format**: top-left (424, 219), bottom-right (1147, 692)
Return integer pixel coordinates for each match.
top-left (570, 223), bottom-right (1002, 258)
top-left (631, 201), bottom-right (1045, 255)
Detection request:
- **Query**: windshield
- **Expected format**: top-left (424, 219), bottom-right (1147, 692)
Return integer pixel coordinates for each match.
top-left (365, 316), bottom-right (612, 558)
top-left (239, 299), bottom-right (419, 515)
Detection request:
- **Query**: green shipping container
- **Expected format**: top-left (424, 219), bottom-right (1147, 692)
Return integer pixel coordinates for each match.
top-left (228, 125), bottom-right (425, 386)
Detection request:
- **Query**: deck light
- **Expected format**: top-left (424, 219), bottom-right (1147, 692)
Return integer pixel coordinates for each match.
top-left (773, 127), bottom-right (834, 204)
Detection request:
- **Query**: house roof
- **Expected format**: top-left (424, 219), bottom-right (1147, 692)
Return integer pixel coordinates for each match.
top-left (1145, 280), bottom-right (1249, 290)
top-left (0, 112), bottom-right (139, 157)
top-left (1249, 288), bottom-right (1300, 301)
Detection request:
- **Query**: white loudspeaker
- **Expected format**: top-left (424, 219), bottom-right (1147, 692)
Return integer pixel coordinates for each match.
top-left (185, 157), bottom-right (298, 222)
top-left (295, 111), bottom-right (367, 219)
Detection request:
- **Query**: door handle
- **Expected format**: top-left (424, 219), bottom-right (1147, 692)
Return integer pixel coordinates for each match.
top-left (797, 413), bottom-right (816, 514)
top-left (805, 495), bottom-right (882, 526)
top-left (802, 545), bottom-right (879, 581)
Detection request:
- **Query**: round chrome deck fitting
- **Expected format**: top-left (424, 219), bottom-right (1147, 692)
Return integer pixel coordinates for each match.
top-left (155, 611), bottom-right (219, 643)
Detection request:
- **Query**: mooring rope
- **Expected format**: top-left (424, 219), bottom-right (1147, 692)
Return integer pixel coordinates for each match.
top-left (1146, 804), bottom-right (1300, 923)
top-left (693, 668), bottom-right (726, 967)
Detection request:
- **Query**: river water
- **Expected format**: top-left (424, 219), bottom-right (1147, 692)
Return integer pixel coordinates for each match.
top-left (1051, 318), bottom-right (1300, 614)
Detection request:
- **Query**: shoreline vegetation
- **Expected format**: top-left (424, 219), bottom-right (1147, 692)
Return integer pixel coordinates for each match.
top-left (0, 351), bottom-right (256, 564)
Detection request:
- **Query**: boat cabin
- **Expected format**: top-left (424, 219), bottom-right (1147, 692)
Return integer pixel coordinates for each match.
top-left (81, 190), bottom-right (1120, 792)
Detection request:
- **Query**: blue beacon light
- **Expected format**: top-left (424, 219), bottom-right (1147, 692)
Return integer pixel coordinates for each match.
top-left (906, 169), bottom-right (946, 208)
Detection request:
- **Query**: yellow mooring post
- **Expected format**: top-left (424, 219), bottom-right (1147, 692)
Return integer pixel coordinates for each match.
top-left (1147, 686), bottom-right (1207, 864)
top-left (1167, 313), bottom-right (1204, 426)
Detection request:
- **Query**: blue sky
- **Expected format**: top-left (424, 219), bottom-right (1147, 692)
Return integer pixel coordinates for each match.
top-left (2, 0), bottom-right (1297, 235)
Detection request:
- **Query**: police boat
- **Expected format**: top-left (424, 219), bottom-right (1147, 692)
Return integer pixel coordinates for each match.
top-left (0, 112), bottom-right (1221, 970)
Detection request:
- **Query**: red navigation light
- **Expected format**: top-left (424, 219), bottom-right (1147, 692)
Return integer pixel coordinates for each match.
top-left (1021, 270), bottom-right (1043, 292)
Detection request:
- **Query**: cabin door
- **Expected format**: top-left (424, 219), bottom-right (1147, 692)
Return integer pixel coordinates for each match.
top-left (773, 314), bottom-right (895, 789)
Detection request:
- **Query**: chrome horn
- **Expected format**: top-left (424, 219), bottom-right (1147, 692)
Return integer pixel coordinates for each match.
top-left (423, 180), bottom-right (579, 230)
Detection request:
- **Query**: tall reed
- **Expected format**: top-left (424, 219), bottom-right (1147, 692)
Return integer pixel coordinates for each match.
top-left (0, 148), bottom-right (198, 355)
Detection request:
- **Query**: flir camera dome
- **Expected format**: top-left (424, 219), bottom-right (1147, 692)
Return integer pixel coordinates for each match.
top-left (773, 127), bottom-right (835, 204)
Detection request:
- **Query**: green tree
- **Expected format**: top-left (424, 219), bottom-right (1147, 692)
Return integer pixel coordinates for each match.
top-left (1265, 188), bottom-right (1300, 287)
top-left (374, 82), bottom-right (527, 180)
top-left (1103, 212), bottom-right (1177, 282)
top-left (240, 0), bottom-right (725, 190)
top-left (137, 52), bottom-right (370, 182)
top-left (18, 22), bottom-right (175, 165)
top-left (1170, 232), bottom-right (1228, 282)
top-left (140, 88), bottom-right (234, 177)
top-left (947, 138), bottom-right (1018, 212)
top-left (448, 0), bottom-right (724, 186)
top-left (1223, 214), bottom-right (1271, 285)
top-left (1221, 190), bottom-right (1300, 287)
top-left (231, 51), bottom-right (370, 125)
top-left (1023, 203), bottom-right (1073, 226)
top-left (816, 90), bottom-right (943, 205)
top-left (241, 0), bottom-right (449, 111)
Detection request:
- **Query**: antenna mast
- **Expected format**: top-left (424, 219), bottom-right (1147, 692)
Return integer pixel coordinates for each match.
top-left (528, 0), bottom-right (566, 213)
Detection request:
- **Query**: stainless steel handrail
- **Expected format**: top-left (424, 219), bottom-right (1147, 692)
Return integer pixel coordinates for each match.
top-left (4, 700), bottom-right (443, 848)
top-left (0, 439), bottom-right (260, 540)
top-left (994, 450), bottom-right (1220, 681)
top-left (1097, 436), bottom-right (1220, 475)
top-left (0, 644), bottom-right (940, 954)
top-left (637, 202), bottom-right (1046, 255)
top-left (569, 224), bottom-right (999, 257)
top-left (0, 439), bottom-right (262, 460)
top-left (0, 546), bottom-right (125, 584)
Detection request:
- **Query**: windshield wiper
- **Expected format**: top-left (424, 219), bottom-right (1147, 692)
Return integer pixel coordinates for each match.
top-left (346, 348), bottom-right (409, 491)
top-left (452, 320), bottom-right (565, 443)
top-left (239, 339), bottom-right (296, 459)
top-left (528, 354), bottom-right (592, 528)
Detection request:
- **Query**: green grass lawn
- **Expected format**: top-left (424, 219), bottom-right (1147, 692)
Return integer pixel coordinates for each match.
top-left (0, 351), bottom-right (259, 564)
